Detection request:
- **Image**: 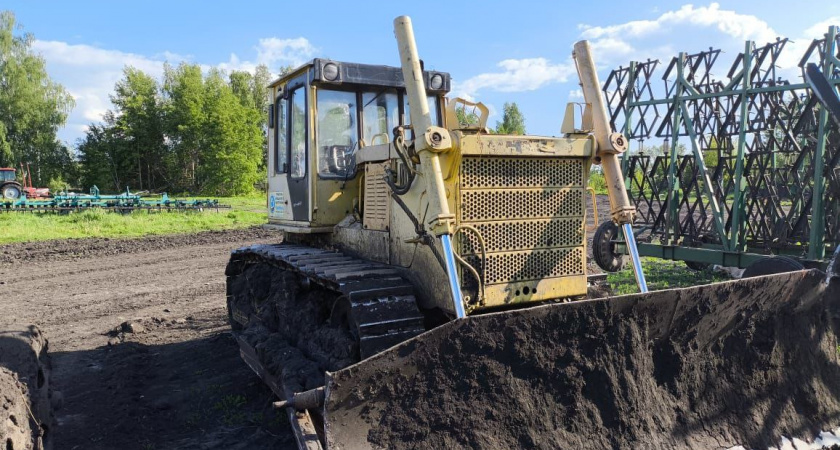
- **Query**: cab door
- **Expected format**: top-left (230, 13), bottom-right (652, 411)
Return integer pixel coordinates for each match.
top-left (268, 77), bottom-right (310, 223)
top-left (268, 89), bottom-right (292, 221)
top-left (285, 81), bottom-right (310, 222)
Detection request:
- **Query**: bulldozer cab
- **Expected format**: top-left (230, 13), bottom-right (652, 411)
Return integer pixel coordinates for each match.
top-left (266, 59), bottom-right (449, 231)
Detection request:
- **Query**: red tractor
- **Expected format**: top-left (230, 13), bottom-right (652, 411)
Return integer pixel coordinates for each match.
top-left (0, 166), bottom-right (51, 201)
top-left (0, 168), bottom-right (24, 200)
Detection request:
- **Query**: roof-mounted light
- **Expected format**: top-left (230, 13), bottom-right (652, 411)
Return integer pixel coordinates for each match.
top-left (430, 73), bottom-right (444, 90)
top-left (323, 63), bottom-right (340, 82)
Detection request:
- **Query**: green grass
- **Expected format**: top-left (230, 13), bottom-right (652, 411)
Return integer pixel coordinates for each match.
top-left (588, 171), bottom-right (608, 195)
top-left (0, 195), bottom-right (267, 244)
top-left (606, 257), bottom-right (732, 296)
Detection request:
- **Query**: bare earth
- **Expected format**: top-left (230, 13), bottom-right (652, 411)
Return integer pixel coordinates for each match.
top-left (0, 228), bottom-right (297, 450)
top-left (0, 204), bottom-right (613, 450)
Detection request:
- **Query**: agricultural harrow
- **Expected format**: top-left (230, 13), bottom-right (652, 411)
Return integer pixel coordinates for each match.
top-left (0, 186), bottom-right (229, 213)
top-left (600, 26), bottom-right (840, 272)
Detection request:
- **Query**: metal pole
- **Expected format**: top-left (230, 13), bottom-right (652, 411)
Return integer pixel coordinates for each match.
top-left (394, 16), bottom-right (465, 317)
top-left (440, 234), bottom-right (467, 319)
top-left (622, 65), bottom-right (650, 292)
top-left (730, 40), bottom-right (753, 251)
top-left (808, 25), bottom-right (836, 261)
top-left (622, 61), bottom-right (637, 178)
top-left (574, 40), bottom-right (647, 293)
top-left (665, 53), bottom-right (685, 245)
top-left (623, 223), bottom-right (648, 293)
top-left (679, 101), bottom-right (729, 249)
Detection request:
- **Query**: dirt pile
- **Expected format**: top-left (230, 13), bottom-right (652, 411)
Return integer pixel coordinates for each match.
top-left (0, 326), bottom-right (53, 450)
top-left (326, 270), bottom-right (840, 449)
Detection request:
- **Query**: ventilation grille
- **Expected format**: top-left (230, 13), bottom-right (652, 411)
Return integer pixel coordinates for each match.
top-left (461, 189), bottom-right (582, 221)
top-left (462, 157), bottom-right (583, 189)
top-left (458, 156), bottom-right (586, 287)
top-left (363, 163), bottom-right (390, 231)
top-left (459, 218), bottom-right (583, 254)
top-left (465, 248), bottom-right (584, 284)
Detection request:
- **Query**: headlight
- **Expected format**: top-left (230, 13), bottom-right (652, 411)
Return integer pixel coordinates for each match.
top-left (323, 63), bottom-right (340, 81)
top-left (430, 73), bottom-right (444, 90)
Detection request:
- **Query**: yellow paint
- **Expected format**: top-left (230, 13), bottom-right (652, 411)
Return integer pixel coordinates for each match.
top-left (479, 276), bottom-right (588, 308)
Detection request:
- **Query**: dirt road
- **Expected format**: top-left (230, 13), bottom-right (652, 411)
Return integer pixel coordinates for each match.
top-left (0, 228), bottom-right (296, 450)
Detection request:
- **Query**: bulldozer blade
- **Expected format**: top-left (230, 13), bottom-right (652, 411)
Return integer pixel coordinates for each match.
top-left (325, 270), bottom-right (840, 449)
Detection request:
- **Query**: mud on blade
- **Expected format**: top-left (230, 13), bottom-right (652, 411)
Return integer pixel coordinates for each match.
top-left (325, 270), bottom-right (840, 450)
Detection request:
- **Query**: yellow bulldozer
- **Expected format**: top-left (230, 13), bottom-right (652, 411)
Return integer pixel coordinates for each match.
top-left (226, 16), bottom-right (840, 449)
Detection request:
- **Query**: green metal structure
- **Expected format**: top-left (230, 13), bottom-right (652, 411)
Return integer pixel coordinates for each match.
top-left (1, 186), bottom-right (227, 213)
top-left (601, 26), bottom-right (840, 271)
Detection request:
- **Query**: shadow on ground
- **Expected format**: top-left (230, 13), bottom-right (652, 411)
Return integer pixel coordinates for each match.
top-left (52, 329), bottom-right (296, 450)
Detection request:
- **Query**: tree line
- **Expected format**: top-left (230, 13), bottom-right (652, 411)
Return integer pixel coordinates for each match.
top-left (2, 10), bottom-right (273, 196)
top-left (0, 11), bottom-right (76, 188)
top-left (77, 63), bottom-right (271, 195)
top-left (2, 9), bottom-right (529, 197)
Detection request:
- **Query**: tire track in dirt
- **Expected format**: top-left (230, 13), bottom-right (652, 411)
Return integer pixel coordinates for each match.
top-left (0, 227), bottom-right (296, 449)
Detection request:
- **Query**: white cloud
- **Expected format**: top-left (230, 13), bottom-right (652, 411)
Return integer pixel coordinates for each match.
top-left (449, 3), bottom-right (835, 136)
top-left (803, 18), bottom-right (840, 39)
top-left (575, 2), bottom-right (785, 70)
top-left (218, 38), bottom-right (316, 73)
top-left (451, 4), bottom-right (781, 103)
top-left (453, 58), bottom-right (575, 99)
top-left (256, 37), bottom-right (316, 67)
top-left (579, 3), bottom-right (778, 43)
top-left (571, 3), bottom-right (840, 82)
top-left (33, 37), bottom-right (316, 144)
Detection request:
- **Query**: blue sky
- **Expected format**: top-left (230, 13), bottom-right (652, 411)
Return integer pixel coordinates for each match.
top-left (5, 1), bottom-right (839, 146)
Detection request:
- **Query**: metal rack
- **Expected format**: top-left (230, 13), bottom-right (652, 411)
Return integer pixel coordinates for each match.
top-left (602, 26), bottom-right (840, 270)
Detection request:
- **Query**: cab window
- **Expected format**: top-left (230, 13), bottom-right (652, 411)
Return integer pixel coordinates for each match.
top-left (274, 97), bottom-right (287, 174)
top-left (362, 90), bottom-right (399, 146)
top-left (403, 95), bottom-right (441, 127)
top-left (316, 90), bottom-right (358, 179)
top-left (290, 88), bottom-right (307, 179)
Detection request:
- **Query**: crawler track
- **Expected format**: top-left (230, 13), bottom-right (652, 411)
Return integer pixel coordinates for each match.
top-left (226, 243), bottom-right (426, 359)
top-left (225, 243), bottom-right (426, 447)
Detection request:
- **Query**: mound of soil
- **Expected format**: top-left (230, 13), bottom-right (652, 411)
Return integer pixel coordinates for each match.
top-left (0, 327), bottom-right (53, 450)
top-left (327, 270), bottom-right (840, 449)
top-left (0, 227), bottom-right (273, 266)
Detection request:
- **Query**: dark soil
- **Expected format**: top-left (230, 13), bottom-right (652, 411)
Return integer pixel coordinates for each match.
top-left (0, 228), bottom-right (296, 450)
top-left (0, 327), bottom-right (52, 450)
top-left (0, 227), bottom-right (274, 266)
top-left (327, 270), bottom-right (840, 449)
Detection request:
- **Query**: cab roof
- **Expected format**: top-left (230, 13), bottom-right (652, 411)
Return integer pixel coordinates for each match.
top-left (268, 58), bottom-right (450, 95)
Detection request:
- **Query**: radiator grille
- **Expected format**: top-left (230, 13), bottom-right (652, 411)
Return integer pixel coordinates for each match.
top-left (461, 189), bottom-right (582, 221)
top-left (465, 248), bottom-right (584, 284)
top-left (459, 218), bottom-right (583, 254)
top-left (458, 156), bottom-right (586, 289)
top-left (462, 157), bottom-right (583, 188)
